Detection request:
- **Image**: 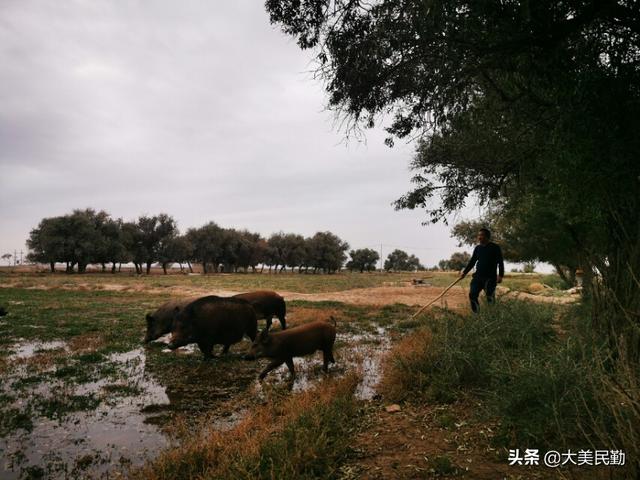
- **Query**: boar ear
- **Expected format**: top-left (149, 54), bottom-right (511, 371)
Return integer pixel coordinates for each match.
top-left (172, 306), bottom-right (181, 319)
top-left (145, 313), bottom-right (153, 323)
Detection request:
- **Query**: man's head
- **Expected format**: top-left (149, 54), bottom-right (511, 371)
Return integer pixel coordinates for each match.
top-left (478, 228), bottom-right (491, 245)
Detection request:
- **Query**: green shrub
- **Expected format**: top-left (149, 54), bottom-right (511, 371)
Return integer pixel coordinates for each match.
top-left (385, 302), bottom-right (585, 441)
top-left (403, 301), bottom-right (556, 400)
top-left (541, 274), bottom-right (570, 290)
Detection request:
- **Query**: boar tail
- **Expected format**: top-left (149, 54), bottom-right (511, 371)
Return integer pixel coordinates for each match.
top-left (329, 315), bottom-right (337, 327)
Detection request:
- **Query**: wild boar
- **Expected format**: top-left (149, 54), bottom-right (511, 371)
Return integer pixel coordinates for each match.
top-left (168, 296), bottom-right (257, 360)
top-left (144, 297), bottom-right (202, 343)
top-left (233, 290), bottom-right (287, 330)
top-left (0, 306), bottom-right (6, 317)
top-left (248, 317), bottom-right (336, 380)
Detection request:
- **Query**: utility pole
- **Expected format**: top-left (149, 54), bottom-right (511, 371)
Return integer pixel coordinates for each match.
top-left (380, 244), bottom-right (383, 271)
top-left (19, 250), bottom-right (23, 265)
top-left (14, 250), bottom-right (17, 266)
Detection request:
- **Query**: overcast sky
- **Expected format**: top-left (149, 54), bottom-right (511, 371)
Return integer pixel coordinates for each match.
top-left (0, 0), bottom-right (489, 268)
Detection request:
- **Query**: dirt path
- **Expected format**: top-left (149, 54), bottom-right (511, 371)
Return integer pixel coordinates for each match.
top-left (283, 285), bottom-right (469, 309)
top-left (344, 400), bottom-right (556, 479)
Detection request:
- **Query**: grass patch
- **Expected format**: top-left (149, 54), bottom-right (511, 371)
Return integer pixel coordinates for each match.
top-left (1, 407), bottom-right (34, 435)
top-left (36, 394), bottom-right (101, 419)
top-left (541, 274), bottom-right (570, 290)
top-left (133, 374), bottom-right (361, 480)
top-left (381, 300), bottom-right (640, 477)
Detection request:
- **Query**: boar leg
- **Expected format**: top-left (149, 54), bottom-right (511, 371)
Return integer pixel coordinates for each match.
top-left (198, 341), bottom-right (214, 360)
top-left (221, 344), bottom-right (230, 355)
top-left (265, 315), bottom-right (273, 331)
top-left (277, 314), bottom-right (287, 330)
top-left (258, 359), bottom-right (284, 380)
top-left (285, 358), bottom-right (295, 379)
top-left (322, 349), bottom-right (335, 372)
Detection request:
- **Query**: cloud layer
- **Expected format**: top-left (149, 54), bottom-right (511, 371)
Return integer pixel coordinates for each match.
top-left (0, 0), bottom-right (470, 267)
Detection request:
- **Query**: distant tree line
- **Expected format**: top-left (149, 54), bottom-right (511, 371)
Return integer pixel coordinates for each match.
top-left (25, 209), bottom-right (365, 274)
top-left (25, 210), bottom-right (428, 275)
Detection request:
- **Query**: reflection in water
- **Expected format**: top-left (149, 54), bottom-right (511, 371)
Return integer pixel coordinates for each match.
top-left (0, 346), bottom-right (170, 480)
top-left (10, 340), bottom-right (68, 360)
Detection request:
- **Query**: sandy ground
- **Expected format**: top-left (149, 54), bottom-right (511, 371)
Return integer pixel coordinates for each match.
top-left (283, 285), bottom-right (469, 308)
top-left (0, 278), bottom-right (579, 309)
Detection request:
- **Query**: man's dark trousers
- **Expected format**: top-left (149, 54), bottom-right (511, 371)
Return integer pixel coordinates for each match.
top-left (469, 276), bottom-right (497, 313)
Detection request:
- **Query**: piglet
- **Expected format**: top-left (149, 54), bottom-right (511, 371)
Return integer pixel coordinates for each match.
top-left (248, 317), bottom-right (336, 380)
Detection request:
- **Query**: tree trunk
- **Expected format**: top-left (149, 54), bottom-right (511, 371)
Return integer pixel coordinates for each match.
top-left (553, 263), bottom-right (568, 285)
top-left (202, 261), bottom-right (208, 274)
top-left (162, 263), bottom-right (168, 274)
top-left (118, 263), bottom-right (122, 272)
top-left (50, 262), bottom-right (55, 273)
top-left (111, 262), bottom-right (117, 274)
top-left (146, 261), bottom-right (152, 275)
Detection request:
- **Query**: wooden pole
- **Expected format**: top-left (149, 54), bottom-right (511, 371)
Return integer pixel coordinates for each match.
top-left (411, 276), bottom-right (463, 319)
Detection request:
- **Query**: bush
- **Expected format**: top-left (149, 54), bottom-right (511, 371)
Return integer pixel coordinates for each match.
top-left (384, 301), bottom-right (556, 403)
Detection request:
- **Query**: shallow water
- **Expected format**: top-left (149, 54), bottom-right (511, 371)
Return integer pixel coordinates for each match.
top-left (0, 347), bottom-right (171, 479)
top-left (10, 340), bottom-right (68, 360)
top-left (1, 323), bottom-right (392, 478)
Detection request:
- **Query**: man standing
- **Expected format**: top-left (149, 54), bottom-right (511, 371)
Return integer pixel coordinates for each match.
top-left (459, 228), bottom-right (505, 313)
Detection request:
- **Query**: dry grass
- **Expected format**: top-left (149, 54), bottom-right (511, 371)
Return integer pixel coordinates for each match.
top-left (286, 306), bottom-right (343, 326)
top-left (379, 328), bottom-right (433, 403)
top-left (133, 373), bottom-right (360, 480)
top-left (67, 333), bottom-right (105, 353)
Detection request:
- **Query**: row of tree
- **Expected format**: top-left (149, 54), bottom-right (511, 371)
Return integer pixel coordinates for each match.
top-left (26, 209), bottom-right (425, 274)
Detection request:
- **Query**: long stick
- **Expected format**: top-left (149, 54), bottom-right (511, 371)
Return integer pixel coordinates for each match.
top-left (411, 277), bottom-right (463, 319)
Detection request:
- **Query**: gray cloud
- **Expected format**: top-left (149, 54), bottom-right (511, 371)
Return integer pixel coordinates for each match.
top-left (0, 0), bottom-right (470, 267)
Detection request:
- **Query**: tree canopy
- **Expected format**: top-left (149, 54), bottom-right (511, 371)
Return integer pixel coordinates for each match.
top-left (346, 248), bottom-right (380, 272)
top-left (266, 0), bottom-right (640, 335)
top-left (384, 249), bottom-right (424, 272)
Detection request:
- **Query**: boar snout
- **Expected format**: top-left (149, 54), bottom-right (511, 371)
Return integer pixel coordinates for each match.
top-left (167, 335), bottom-right (191, 350)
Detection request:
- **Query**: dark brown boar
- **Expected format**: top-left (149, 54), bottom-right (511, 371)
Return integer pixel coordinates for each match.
top-left (144, 296), bottom-right (203, 343)
top-left (233, 290), bottom-right (287, 330)
top-left (248, 317), bottom-right (336, 380)
top-left (168, 296), bottom-right (257, 360)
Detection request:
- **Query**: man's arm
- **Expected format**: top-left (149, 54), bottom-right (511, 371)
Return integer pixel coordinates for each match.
top-left (461, 247), bottom-right (478, 277)
top-left (497, 245), bottom-right (505, 280)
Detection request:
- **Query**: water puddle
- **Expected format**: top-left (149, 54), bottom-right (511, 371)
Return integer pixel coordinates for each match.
top-left (0, 346), bottom-right (171, 479)
top-left (10, 340), bottom-right (68, 360)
